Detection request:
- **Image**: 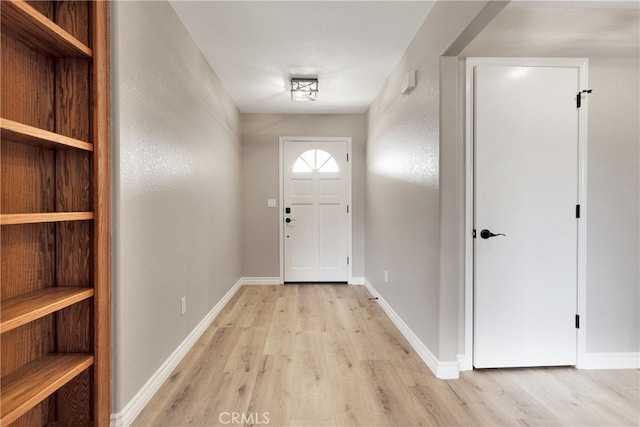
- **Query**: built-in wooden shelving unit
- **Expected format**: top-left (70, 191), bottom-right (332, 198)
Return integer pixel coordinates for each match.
top-left (1, 0), bottom-right (110, 425)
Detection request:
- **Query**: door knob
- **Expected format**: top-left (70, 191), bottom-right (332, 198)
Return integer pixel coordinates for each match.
top-left (285, 218), bottom-right (295, 223)
top-left (480, 229), bottom-right (506, 239)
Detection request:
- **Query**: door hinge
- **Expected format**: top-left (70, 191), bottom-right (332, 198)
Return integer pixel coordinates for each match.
top-left (347, 205), bottom-right (349, 214)
top-left (473, 229), bottom-right (476, 239)
top-left (576, 89), bottom-right (593, 108)
top-left (346, 153), bottom-right (349, 162)
top-left (347, 257), bottom-right (350, 265)
top-left (576, 204), bottom-right (581, 218)
top-left (575, 314), bottom-right (580, 329)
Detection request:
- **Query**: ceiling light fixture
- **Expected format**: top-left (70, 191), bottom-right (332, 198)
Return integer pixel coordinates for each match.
top-left (291, 78), bottom-right (318, 102)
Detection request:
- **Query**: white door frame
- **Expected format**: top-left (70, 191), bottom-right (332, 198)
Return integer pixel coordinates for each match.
top-left (463, 57), bottom-right (589, 370)
top-left (279, 136), bottom-right (353, 284)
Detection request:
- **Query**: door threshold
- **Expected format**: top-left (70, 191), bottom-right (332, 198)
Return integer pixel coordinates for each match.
top-left (284, 281), bottom-right (348, 285)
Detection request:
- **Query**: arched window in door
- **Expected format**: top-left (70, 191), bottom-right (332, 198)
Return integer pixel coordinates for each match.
top-left (292, 149), bottom-right (339, 173)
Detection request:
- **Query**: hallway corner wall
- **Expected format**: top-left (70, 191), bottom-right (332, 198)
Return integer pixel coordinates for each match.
top-left (111, 0), bottom-right (242, 418)
top-left (364, 1), bottom-right (495, 366)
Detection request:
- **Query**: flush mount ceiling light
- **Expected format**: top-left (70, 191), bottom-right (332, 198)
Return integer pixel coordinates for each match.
top-left (291, 78), bottom-right (318, 102)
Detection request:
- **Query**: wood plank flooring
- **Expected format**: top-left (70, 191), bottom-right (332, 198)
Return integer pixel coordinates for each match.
top-left (133, 285), bottom-right (640, 426)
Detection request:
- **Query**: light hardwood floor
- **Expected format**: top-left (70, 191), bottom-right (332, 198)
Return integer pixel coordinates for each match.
top-left (133, 285), bottom-right (639, 426)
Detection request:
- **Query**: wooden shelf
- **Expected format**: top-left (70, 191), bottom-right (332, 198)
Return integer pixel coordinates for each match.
top-left (0, 0), bottom-right (92, 58)
top-left (0, 354), bottom-right (94, 425)
top-left (1, 287), bottom-right (94, 334)
top-left (1, 212), bottom-right (94, 225)
top-left (1, 118), bottom-right (93, 151)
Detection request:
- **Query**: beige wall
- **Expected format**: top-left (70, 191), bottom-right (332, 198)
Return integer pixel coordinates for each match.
top-left (365, 1), bottom-right (496, 360)
top-left (241, 114), bottom-right (366, 279)
top-left (462, 6), bottom-right (640, 354)
top-left (112, 1), bottom-right (242, 412)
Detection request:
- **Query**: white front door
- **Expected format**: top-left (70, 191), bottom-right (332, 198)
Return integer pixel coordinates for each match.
top-left (282, 138), bottom-right (350, 282)
top-left (473, 62), bottom-right (583, 368)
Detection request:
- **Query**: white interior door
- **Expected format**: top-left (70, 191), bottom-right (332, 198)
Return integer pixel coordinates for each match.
top-left (473, 64), bottom-right (581, 368)
top-left (283, 139), bottom-right (349, 282)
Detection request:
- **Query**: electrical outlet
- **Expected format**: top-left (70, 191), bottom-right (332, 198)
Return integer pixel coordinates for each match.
top-left (384, 270), bottom-right (388, 283)
top-left (181, 296), bottom-right (187, 315)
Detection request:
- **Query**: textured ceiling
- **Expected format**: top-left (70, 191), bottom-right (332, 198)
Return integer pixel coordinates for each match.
top-left (461, 4), bottom-right (639, 58)
top-left (169, 1), bottom-right (435, 114)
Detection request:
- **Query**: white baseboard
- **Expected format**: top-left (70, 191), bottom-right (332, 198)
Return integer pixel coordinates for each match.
top-left (110, 278), bottom-right (244, 427)
top-left (457, 353), bottom-right (472, 371)
top-left (241, 277), bottom-right (363, 285)
top-left (240, 277), bottom-right (282, 285)
top-left (580, 352), bottom-right (640, 370)
top-left (363, 279), bottom-right (460, 380)
top-left (439, 349), bottom-right (639, 373)
top-left (348, 276), bottom-right (365, 285)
